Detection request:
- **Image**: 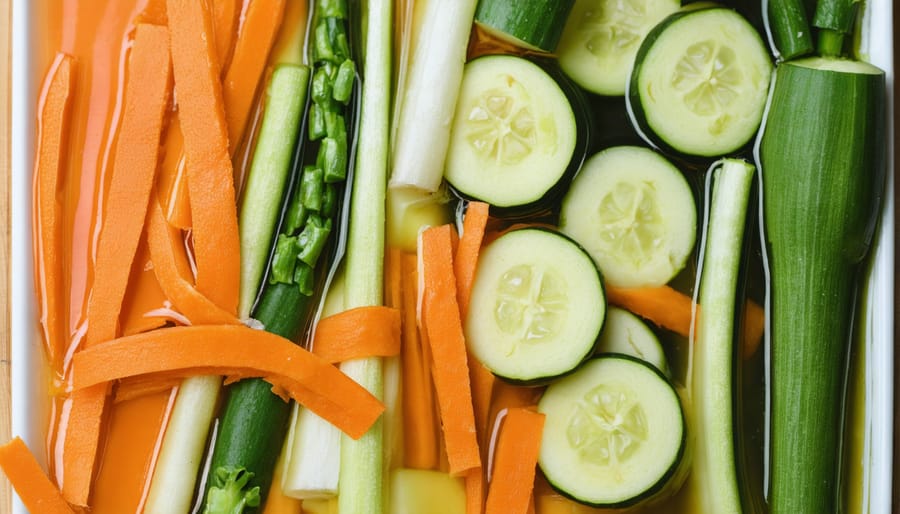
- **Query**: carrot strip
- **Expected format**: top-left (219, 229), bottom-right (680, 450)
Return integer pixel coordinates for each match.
top-left (605, 284), bottom-right (695, 337)
top-left (312, 306), bottom-right (402, 363)
top-left (468, 358), bottom-right (495, 450)
top-left (63, 25), bottom-right (172, 506)
top-left (32, 53), bottom-right (74, 367)
top-left (420, 225), bottom-right (481, 476)
top-left (167, 0), bottom-right (241, 314)
top-left (484, 408), bottom-right (545, 514)
top-left (212, 0), bottom-right (240, 68)
top-left (61, 384), bottom-right (106, 506)
top-left (87, 23), bottom-right (172, 347)
top-left (465, 468), bottom-right (485, 514)
top-left (155, 112), bottom-right (192, 229)
top-left (401, 253), bottom-right (439, 470)
top-left (0, 437), bottom-right (75, 514)
top-left (454, 201), bottom-right (489, 319)
top-left (119, 234), bottom-right (172, 336)
top-left (114, 375), bottom-right (182, 403)
top-left (605, 284), bottom-right (765, 359)
top-left (223, 0), bottom-right (286, 154)
top-left (146, 197), bottom-right (241, 325)
top-left (70, 325), bottom-right (384, 439)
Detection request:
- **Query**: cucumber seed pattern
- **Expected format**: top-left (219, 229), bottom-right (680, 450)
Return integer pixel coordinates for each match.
top-left (567, 384), bottom-right (649, 479)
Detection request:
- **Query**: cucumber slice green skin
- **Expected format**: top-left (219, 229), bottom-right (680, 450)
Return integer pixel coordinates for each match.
top-left (474, 0), bottom-right (575, 52)
top-left (445, 55), bottom-right (591, 219)
top-left (465, 228), bottom-right (606, 385)
top-left (538, 355), bottom-right (687, 508)
top-left (595, 306), bottom-right (668, 375)
top-left (559, 146), bottom-right (697, 289)
top-left (761, 58), bottom-right (885, 514)
top-left (628, 6), bottom-right (773, 158)
top-left (556, 0), bottom-right (681, 96)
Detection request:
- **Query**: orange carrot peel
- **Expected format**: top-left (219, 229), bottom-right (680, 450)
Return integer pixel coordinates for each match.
top-left (484, 408), bottom-right (545, 514)
top-left (32, 53), bottom-right (74, 367)
top-left (166, 0), bottom-right (241, 314)
top-left (605, 284), bottom-right (765, 359)
top-left (146, 197), bottom-right (241, 326)
top-left (62, 24), bottom-right (172, 506)
top-left (0, 437), bottom-right (76, 514)
top-left (69, 325), bottom-right (384, 440)
top-left (420, 224), bottom-right (481, 476)
top-left (312, 306), bottom-right (402, 363)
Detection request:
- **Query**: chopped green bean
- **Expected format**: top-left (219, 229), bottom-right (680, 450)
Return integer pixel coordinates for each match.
top-left (301, 166), bottom-right (325, 211)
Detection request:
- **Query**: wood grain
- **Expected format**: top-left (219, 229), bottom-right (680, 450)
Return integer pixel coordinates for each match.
top-left (0, 0), bottom-right (12, 511)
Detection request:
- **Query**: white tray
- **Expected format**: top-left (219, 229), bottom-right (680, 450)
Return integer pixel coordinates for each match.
top-left (8, 1), bottom-right (895, 512)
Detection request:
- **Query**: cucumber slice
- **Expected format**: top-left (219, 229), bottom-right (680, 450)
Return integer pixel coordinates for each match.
top-left (445, 55), bottom-right (578, 211)
top-left (465, 228), bottom-right (605, 383)
top-left (538, 355), bottom-right (686, 508)
top-left (628, 6), bottom-right (772, 156)
top-left (559, 146), bottom-right (696, 288)
top-left (474, 0), bottom-right (575, 53)
top-left (595, 307), bottom-right (668, 375)
top-left (557, 0), bottom-right (680, 96)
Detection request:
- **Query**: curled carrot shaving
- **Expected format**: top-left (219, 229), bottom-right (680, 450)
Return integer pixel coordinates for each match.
top-left (146, 197), bottom-right (240, 326)
top-left (312, 306), bottom-right (401, 363)
top-left (484, 408), bottom-right (545, 514)
top-left (166, 0), bottom-right (241, 314)
top-left (87, 23), bottom-right (172, 347)
top-left (420, 224), bottom-right (481, 476)
top-left (119, 236), bottom-right (171, 336)
top-left (0, 437), bottom-right (75, 514)
top-left (70, 325), bottom-right (384, 439)
top-left (32, 53), bottom-right (74, 367)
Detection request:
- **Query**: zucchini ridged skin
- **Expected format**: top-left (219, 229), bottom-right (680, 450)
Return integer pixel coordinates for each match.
top-left (474, 0), bottom-right (575, 52)
top-left (204, 283), bottom-right (313, 510)
top-left (761, 59), bottom-right (885, 514)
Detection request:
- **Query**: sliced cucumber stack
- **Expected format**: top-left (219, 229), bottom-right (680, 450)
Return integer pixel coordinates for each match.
top-left (557, 0), bottom-right (681, 96)
top-left (629, 5), bottom-right (772, 156)
top-left (445, 55), bottom-right (579, 213)
top-left (465, 228), bottom-right (605, 383)
top-left (559, 146), bottom-right (696, 288)
top-left (538, 355), bottom-right (686, 508)
top-left (474, 0), bottom-right (575, 53)
top-left (595, 306), bottom-right (668, 375)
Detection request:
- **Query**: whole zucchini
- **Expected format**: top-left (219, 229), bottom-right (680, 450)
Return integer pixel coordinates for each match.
top-left (760, 56), bottom-right (885, 514)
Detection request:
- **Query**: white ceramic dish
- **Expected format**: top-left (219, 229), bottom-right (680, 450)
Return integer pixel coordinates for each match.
top-left (8, 1), bottom-right (894, 513)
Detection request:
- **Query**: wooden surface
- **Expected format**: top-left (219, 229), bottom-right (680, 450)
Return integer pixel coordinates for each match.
top-left (1, 0), bottom-right (12, 511)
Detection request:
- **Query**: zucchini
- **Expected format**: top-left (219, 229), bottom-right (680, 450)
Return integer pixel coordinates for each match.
top-left (203, 1), bottom-right (360, 509)
top-left (474, 0), bottom-right (575, 53)
top-left (444, 55), bottom-right (580, 214)
top-left (556, 0), bottom-right (680, 96)
top-left (537, 355), bottom-right (686, 508)
top-left (688, 158), bottom-right (755, 514)
top-left (465, 228), bottom-right (605, 383)
top-left (760, 56), bottom-right (885, 514)
top-left (559, 146), bottom-right (697, 288)
top-left (595, 306), bottom-right (668, 375)
top-left (766, 0), bottom-right (814, 60)
top-left (238, 65), bottom-right (311, 319)
top-left (628, 6), bottom-right (772, 157)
